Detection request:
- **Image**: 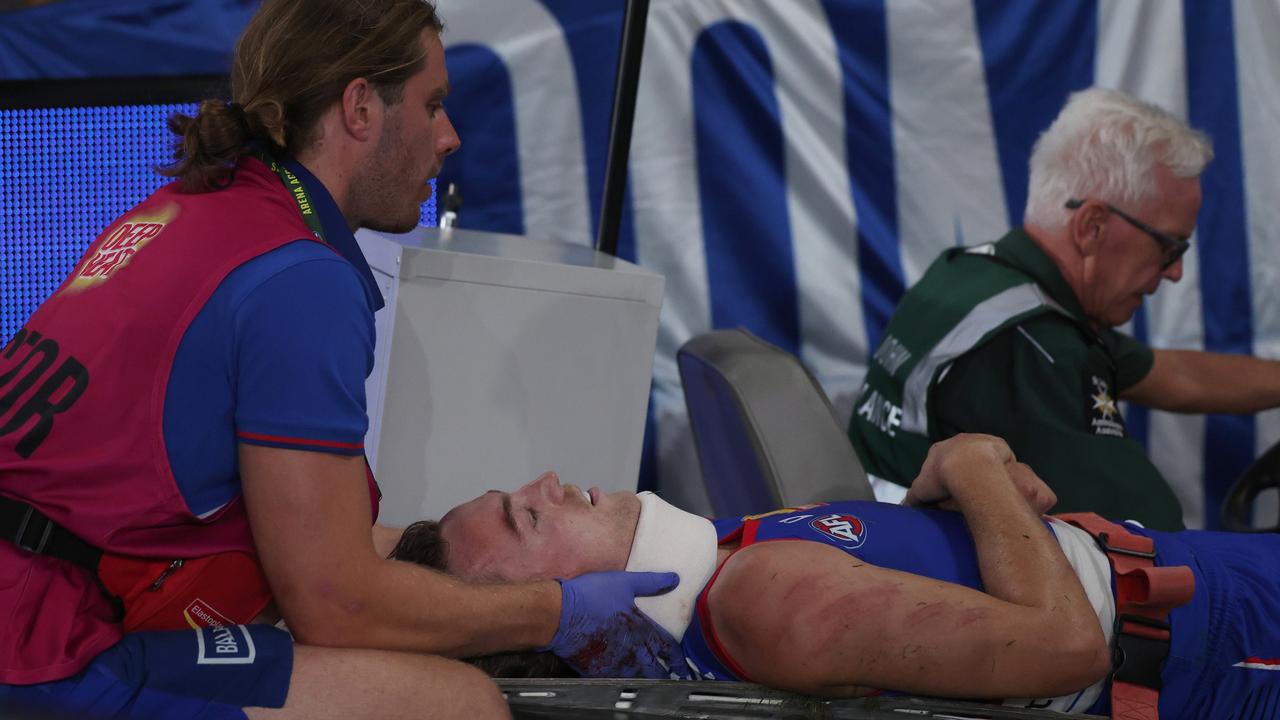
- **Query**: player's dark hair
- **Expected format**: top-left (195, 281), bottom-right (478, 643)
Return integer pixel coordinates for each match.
top-left (391, 520), bottom-right (579, 679)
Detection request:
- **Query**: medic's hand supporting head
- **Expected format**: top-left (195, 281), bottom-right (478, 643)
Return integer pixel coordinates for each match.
top-left (544, 570), bottom-right (690, 679)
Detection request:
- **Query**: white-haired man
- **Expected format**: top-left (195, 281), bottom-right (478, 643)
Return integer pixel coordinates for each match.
top-left (848, 87), bottom-right (1278, 530)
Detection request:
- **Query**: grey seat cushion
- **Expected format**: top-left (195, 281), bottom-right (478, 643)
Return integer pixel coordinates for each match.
top-left (678, 329), bottom-right (873, 516)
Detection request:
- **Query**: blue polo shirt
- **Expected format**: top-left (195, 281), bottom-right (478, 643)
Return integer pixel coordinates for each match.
top-left (162, 159), bottom-right (384, 517)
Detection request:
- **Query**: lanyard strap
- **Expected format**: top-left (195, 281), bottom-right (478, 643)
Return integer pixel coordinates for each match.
top-left (252, 151), bottom-right (326, 243)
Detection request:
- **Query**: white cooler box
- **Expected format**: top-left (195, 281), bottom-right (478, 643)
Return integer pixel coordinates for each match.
top-left (356, 226), bottom-right (664, 526)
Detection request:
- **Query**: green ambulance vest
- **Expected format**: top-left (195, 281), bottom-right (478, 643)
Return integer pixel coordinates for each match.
top-left (849, 241), bottom-right (1063, 483)
top-left (847, 229), bottom-right (1183, 530)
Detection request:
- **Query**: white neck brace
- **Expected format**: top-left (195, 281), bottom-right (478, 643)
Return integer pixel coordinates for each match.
top-left (623, 491), bottom-right (719, 641)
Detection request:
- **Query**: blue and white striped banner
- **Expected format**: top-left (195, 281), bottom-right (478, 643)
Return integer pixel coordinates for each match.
top-left (435, 0), bottom-right (1280, 528)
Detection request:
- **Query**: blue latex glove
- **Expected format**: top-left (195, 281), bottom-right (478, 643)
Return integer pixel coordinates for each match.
top-left (544, 570), bottom-right (691, 679)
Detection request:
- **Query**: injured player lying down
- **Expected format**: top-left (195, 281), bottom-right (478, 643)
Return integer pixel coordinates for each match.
top-left (391, 434), bottom-right (1280, 719)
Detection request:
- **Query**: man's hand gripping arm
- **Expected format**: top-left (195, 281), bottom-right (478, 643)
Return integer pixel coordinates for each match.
top-left (706, 435), bottom-right (1110, 698)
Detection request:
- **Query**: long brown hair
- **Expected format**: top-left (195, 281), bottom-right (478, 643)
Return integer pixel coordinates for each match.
top-left (159, 0), bottom-right (443, 192)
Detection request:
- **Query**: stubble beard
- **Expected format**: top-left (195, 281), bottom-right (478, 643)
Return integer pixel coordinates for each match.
top-left (350, 115), bottom-right (423, 234)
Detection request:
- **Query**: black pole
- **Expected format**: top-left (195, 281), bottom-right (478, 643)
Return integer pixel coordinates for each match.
top-left (595, 0), bottom-right (650, 256)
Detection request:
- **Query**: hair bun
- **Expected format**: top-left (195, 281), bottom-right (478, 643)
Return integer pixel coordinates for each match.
top-left (225, 101), bottom-right (250, 130)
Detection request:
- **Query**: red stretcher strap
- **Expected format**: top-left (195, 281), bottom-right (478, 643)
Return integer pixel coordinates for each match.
top-left (1116, 566), bottom-right (1196, 612)
top-left (1051, 513), bottom-right (1196, 720)
top-left (1111, 683), bottom-right (1160, 720)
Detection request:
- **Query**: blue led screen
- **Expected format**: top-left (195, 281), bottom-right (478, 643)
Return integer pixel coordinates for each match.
top-left (1, 103), bottom-right (437, 343)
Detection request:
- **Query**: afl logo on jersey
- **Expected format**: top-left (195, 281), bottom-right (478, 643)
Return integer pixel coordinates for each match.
top-left (809, 513), bottom-right (866, 548)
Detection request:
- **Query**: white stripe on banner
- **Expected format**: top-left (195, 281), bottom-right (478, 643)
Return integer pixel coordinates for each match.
top-left (632, 0), bottom-right (712, 388)
top-left (635, 0), bottom-right (860, 386)
top-left (638, 0), bottom-right (860, 514)
top-left (1096, 0), bottom-right (1207, 528)
top-left (1237, 0), bottom-right (1280, 526)
top-left (886, 0), bottom-right (1008, 287)
top-left (436, 0), bottom-right (594, 246)
top-left (763, 1), bottom-right (862, 388)
top-left (633, 0), bottom-right (716, 515)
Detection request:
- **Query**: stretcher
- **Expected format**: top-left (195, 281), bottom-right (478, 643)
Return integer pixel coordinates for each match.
top-left (499, 679), bottom-right (1103, 719)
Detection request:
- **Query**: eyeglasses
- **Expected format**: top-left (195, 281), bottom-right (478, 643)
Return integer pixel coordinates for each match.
top-left (1064, 199), bottom-right (1191, 270)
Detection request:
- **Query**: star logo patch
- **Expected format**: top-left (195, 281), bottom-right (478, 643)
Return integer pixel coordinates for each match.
top-left (1091, 390), bottom-right (1118, 421)
top-left (1085, 374), bottom-right (1125, 438)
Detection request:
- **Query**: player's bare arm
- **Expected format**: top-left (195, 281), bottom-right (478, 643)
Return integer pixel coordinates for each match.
top-left (709, 435), bottom-right (1109, 698)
